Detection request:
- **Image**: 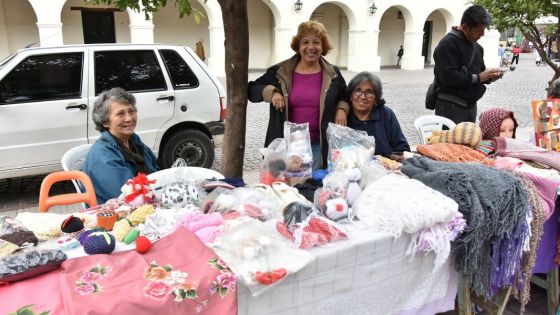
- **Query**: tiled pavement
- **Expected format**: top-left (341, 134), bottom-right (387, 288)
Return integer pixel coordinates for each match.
top-left (0, 54), bottom-right (554, 314)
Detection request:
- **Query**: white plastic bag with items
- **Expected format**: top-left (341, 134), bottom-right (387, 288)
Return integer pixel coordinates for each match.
top-left (284, 122), bottom-right (313, 178)
top-left (326, 122), bottom-right (375, 172)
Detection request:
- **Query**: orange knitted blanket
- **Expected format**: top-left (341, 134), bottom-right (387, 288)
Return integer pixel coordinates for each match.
top-left (416, 143), bottom-right (494, 165)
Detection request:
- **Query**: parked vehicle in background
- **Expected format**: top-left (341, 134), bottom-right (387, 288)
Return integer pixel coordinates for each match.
top-left (0, 44), bottom-right (226, 179)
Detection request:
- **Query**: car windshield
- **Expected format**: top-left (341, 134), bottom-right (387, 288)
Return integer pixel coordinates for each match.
top-left (0, 53), bottom-right (16, 69)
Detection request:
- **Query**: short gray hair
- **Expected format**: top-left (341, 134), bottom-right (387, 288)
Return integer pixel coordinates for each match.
top-left (551, 79), bottom-right (560, 98)
top-left (92, 87), bottom-right (137, 131)
top-left (347, 71), bottom-right (383, 102)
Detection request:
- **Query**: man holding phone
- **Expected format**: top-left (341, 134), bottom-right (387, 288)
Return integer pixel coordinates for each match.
top-left (432, 5), bottom-right (503, 124)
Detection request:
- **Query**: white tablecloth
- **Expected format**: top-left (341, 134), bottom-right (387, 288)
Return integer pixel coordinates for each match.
top-left (238, 227), bottom-right (456, 315)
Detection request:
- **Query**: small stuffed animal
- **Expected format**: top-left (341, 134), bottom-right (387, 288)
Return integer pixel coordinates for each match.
top-left (121, 173), bottom-right (156, 207)
top-left (344, 168), bottom-right (362, 206)
top-left (324, 198), bottom-right (349, 221)
top-left (427, 122), bottom-right (482, 147)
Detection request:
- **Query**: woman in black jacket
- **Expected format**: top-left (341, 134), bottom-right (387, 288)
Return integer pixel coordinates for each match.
top-left (248, 20), bottom-right (348, 169)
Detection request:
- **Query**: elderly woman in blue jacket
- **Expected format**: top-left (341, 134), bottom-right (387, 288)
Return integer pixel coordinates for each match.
top-left (83, 87), bottom-right (159, 204)
top-left (339, 71), bottom-right (410, 157)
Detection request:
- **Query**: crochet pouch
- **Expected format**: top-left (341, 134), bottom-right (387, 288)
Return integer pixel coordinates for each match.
top-left (0, 249), bottom-right (67, 283)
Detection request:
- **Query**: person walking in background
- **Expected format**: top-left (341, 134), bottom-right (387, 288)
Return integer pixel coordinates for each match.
top-left (498, 43), bottom-right (505, 66)
top-left (511, 43), bottom-right (521, 65)
top-left (248, 21), bottom-right (348, 170)
top-left (397, 45), bottom-right (404, 67)
top-left (432, 5), bottom-right (503, 124)
top-left (195, 38), bottom-right (206, 62)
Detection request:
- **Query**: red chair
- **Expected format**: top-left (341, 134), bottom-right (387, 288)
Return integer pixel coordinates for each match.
top-left (38, 171), bottom-right (97, 212)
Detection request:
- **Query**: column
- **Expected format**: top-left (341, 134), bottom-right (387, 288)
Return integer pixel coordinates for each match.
top-left (28, 0), bottom-right (65, 47)
top-left (274, 27), bottom-right (293, 63)
top-left (401, 31), bottom-right (425, 70)
top-left (126, 8), bottom-right (154, 44)
top-left (0, 5), bottom-right (9, 58)
top-left (364, 30), bottom-right (380, 72)
top-left (208, 26), bottom-right (225, 77)
top-left (347, 30), bottom-right (366, 72)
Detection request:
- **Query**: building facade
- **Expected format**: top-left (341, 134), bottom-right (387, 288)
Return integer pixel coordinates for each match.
top-left (0, 0), bottom-right (501, 76)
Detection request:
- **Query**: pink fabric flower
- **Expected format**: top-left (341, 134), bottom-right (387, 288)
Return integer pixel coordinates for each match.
top-left (143, 281), bottom-right (173, 301)
top-left (216, 272), bottom-right (236, 290)
top-left (80, 271), bottom-right (102, 284)
top-left (75, 283), bottom-right (95, 296)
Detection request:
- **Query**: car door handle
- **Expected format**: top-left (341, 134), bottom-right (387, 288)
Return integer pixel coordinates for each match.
top-left (156, 96), bottom-right (175, 102)
top-left (66, 104), bottom-right (87, 110)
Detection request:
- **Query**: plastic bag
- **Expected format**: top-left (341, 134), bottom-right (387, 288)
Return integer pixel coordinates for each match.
top-left (326, 122), bottom-right (375, 172)
top-left (284, 122), bottom-right (313, 178)
top-left (157, 159), bottom-right (206, 209)
top-left (276, 213), bottom-right (348, 249)
top-left (208, 187), bottom-right (283, 221)
top-left (260, 138), bottom-right (287, 185)
top-left (211, 218), bottom-right (312, 297)
top-left (313, 171), bottom-right (349, 221)
top-left (0, 216), bottom-right (28, 237)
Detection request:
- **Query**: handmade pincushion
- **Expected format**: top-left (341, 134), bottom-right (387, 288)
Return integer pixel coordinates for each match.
top-left (160, 183), bottom-right (200, 208)
top-left (112, 219), bottom-right (132, 242)
top-left (83, 232), bottom-right (116, 255)
top-left (128, 205), bottom-right (155, 226)
top-left (135, 236), bottom-right (152, 253)
top-left (79, 229), bottom-right (102, 245)
top-left (60, 215), bottom-right (84, 238)
top-left (96, 210), bottom-right (117, 231)
top-left (55, 236), bottom-right (80, 251)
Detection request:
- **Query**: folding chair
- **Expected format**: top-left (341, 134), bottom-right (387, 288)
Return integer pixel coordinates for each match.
top-left (38, 170), bottom-right (97, 212)
top-left (414, 115), bottom-right (457, 145)
top-left (61, 144), bottom-right (93, 193)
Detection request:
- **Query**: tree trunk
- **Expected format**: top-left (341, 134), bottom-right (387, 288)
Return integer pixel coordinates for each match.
top-left (217, 0), bottom-right (249, 178)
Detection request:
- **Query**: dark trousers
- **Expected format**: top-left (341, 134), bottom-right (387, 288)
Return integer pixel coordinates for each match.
top-left (434, 99), bottom-right (477, 125)
top-left (512, 54), bottom-right (520, 65)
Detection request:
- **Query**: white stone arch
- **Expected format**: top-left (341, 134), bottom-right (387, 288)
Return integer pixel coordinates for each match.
top-left (376, 5), bottom-right (414, 67)
top-left (247, 0), bottom-right (276, 69)
top-left (422, 8), bottom-right (453, 65)
top-left (62, 0), bottom-right (130, 44)
top-left (307, 1), bottom-right (357, 69)
top-left (1, 0), bottom-right (39, 53)
top-left (153, 0), bottom-right (209, 49)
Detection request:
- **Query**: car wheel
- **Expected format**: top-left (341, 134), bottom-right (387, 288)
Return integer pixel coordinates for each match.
top-left (160, 129), bottom-right (214, 168)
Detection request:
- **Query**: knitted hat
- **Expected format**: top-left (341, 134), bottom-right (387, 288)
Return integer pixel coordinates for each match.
top-left (478, 108), bottom-right (518, 140)
top-left (83, 232), bottom-right (116, 255)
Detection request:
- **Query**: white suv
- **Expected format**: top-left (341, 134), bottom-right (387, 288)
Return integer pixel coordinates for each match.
top-left (0, 44), bottom-right (226, 179)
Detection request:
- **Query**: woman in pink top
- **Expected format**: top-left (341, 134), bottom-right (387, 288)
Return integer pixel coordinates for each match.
top-left (248, 21), bottom-right (348, 170)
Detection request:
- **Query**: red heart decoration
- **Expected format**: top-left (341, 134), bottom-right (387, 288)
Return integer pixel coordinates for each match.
top-left (254, 268), bottom-right (288, 285)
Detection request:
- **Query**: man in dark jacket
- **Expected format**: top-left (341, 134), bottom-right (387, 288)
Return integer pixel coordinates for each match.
top-left (433, 5), bottom-right (503, 124)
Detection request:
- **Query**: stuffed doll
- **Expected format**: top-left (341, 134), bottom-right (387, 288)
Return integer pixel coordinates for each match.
top-left (324, 198), bottom-right (349, 221)
top-left (427, 122), bottom-right (482, 147)
top-left (121, 173), bottom-right (156, 207)
top-left (284, 123), bottom-right (312, 177)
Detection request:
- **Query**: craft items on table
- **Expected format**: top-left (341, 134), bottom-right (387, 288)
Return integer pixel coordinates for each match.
top-left (0, 249), bottom-right (67, 283)
top-left (15, 212), bottom-right (96, 241)
top-left (276, 214), bottom-right (348, 250)
top-left (0, 216), bottom-right (28, 235)
top-left (427, 122), bottom-right (482, 147)
top-left (138, 207), bottom-right (191, 241)
top-left (284, 122), bottom-right (313, 178)
top-left (353, 174), bottom-right (464, 269)
top-left (101, 198), bottom-right (132, 219)
top-left (212, 217), bottom-right (312, 296)
top-left (260, 138), bottom-right (287, 185)
top-left (0, 216), bottom-right (39, 248)
top-left (123, 228), bottom-right (140, 245)
top-left (326, 122), bottom-right (375, 171)
top-left (135, 235), bottom-right (152, 253)
top-left (78, 228), bottom-right (104, 245)
top-left (209, 187), bottom-right (283, 221)
top-left (96, 210), bottom-right (118, 231)
top-left (282, 201), bottom-right (313, 229)
top-left (416, 143), bottom-right (494, 165)
top-left (112, 219), bottom-right (132, 242)
top-left (128, 204), bottom-right (155, 226)
top-left (160, 182), bottom-right (201, 209)
top-left (83, 232), bottom-right (116, 255)
top-left (60, 215), bottom-right (85, 239)
top-left (54, 236), bottom-right (80, 251)
top-left (181, 212), bottom-right (223, 244)
top-left (0, 239), bottom-right (19, 258)
top-left (121, 172), bottom-right (156, 207)
top-left (270, 182), bottom-right (311, 209)
top-left (314, 172), bottom-right (349, 221)
top-left (402, 156), bottom-right (532, 301)
top-left (494, 136), bottom-right (560, 171)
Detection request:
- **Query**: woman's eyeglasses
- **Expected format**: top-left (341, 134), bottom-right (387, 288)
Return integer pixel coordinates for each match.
top-left (353, 89), bottom-right (375, 98)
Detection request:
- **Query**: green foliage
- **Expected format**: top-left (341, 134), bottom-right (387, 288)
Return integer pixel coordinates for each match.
top-left (86, 0), bottom-right (207, 21)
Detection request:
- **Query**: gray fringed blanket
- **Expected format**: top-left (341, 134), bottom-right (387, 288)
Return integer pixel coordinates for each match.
top-left (402, 156), bottom-right (529, 298)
